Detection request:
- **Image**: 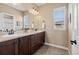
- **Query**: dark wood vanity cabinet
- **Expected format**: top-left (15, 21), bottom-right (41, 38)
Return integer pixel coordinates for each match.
top-left (0, 39), bottom-right (18, 55)
top-left (18, 32), bottom-right (45, 55)
top-left (30, 32), bottom-right (45, 54)
top-left (18, 36), bottom-right (30, 55)
top-left (0, 32), bottom-right (45, 55)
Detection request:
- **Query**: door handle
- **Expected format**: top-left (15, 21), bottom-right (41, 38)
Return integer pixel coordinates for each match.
top-left (70, 40), bottom-right (77, 45)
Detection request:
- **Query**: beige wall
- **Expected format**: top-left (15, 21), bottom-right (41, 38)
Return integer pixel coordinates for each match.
top-left (0, 4), bottom-right (23, 21)
top-left (39, 3), bottom-right (68, 47)
top-left (24, 3), bottom-right (69, 47)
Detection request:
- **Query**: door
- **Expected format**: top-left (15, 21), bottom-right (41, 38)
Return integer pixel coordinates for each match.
top-left (68, 3), bottom-right (79, 55)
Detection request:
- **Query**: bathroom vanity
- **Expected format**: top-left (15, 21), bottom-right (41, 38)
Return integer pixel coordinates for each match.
top-left (0, 30), bottom-right (45, 55)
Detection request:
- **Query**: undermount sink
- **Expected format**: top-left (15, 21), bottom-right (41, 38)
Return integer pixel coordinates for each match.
top-left (2, 34), bottom-right (18, 37)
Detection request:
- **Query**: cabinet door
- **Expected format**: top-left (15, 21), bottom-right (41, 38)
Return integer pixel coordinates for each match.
top-left (31, 32), bottom-right (45, 47)
top-left (0, 39), bottom-right (18, 55)
top-left (19, 36), bottom-right (30, 55)
top-left (30, 32), bottom-right (45, 54)
top-left (31, 34), bottom-right (39, 47)
top-left (40, 32), bottom-right (45, 44)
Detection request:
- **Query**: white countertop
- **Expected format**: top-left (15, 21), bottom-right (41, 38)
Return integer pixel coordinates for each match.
top-left (0, 30), bottom-right (45, 42)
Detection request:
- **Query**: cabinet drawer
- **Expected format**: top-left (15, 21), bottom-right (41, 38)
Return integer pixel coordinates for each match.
top-left (30, 43), bottom-right (43, 54)
top-left (0, 39), bottom-right (17, 47)
top-left (31, 41), bottom-right (41, 47)
top-left (31, 32), bottom-right (45, 47)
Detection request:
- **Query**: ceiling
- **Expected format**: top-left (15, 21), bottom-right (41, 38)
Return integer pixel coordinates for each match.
top-left (4, 3), bottom-right (45, 12)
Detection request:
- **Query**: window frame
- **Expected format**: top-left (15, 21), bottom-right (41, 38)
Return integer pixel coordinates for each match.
top-left (53, 6), bottom-right (66, 30)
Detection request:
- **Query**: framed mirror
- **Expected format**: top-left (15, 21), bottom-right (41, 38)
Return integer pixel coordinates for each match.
top-left (0, 12), bottom-right (15, 32)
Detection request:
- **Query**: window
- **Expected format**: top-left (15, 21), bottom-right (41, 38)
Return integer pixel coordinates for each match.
top-left (53, 7), bottom-right (65, 30)
top-left (24, 15), bottom-right (29, 28)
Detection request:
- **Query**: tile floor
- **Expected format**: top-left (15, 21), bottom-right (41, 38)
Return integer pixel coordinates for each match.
top-left (34, 45), bottom-right (69, 55)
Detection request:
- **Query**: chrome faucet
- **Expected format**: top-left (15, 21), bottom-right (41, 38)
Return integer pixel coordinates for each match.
top-left (8, 29), bottom-right (14, 35)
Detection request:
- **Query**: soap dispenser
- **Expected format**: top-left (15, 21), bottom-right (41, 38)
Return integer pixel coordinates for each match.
top-left (42, 20), bottom-right (45, 29)
top-left (31, 21), bottom-right (34, 30)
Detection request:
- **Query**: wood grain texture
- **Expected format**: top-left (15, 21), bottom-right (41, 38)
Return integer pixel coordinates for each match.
top-left (0, 39), bottom-right (18, 55)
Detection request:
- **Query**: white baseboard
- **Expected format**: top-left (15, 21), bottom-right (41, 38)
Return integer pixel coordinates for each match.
top-left (44, 43), bottom-right (71, 54)
top-left (44, 43), bottom-right (69, 50)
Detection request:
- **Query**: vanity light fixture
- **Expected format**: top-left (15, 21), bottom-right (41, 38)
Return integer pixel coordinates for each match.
top-left (29, 8), bottom-right (39, 15)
